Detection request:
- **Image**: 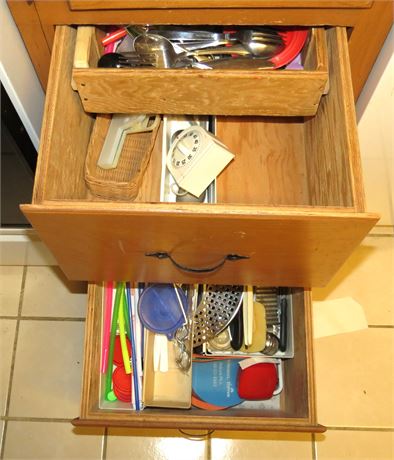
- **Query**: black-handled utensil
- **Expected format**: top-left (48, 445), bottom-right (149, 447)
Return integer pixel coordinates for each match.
top-left (229, 306), bottom-right (243, 351)
top-left (278, 291), bottom-right (288, 352)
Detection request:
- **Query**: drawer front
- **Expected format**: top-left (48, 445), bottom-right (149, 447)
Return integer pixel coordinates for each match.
top-left (73, 283), bottom-right (325, 432)
top-left (22, 203), bottom-right (377, 285)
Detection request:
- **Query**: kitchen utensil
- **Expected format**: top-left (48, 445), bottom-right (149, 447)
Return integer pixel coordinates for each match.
top-left (153, 334), bottom-right (169, 372)
top-left (105, 282), bottom-right (124, 400)
top-left (174, 325), bottom-right (192, 372)
top-left (240, 301), bottom-right (266, 353)
top-left (125, 284), bottom-right (141, 410)
top-left (200, 57), bottom-right (274, 70)
top-left (172, 284), bottom-right (192, 372)
top-left (133, 33), bottom-right (185, 68)
top-left (149, 28), bottom-right (283, 45)
top-left (97, 52), bottom-right (156, 68)
top-left (112, 335), bottom-right (131, 368)
top-left (167, 125), bottom-right (234, 198)
top-left (97, 114), bottom-right (147, 169)
top-left (207, 328), bottom-right (233, 351)
top-left (229, 307), bottom-right (243, 351)
top-left (101, 281), bottom-right (114, 374)
top-left (243, 286), bottom-right (254, 346)
top-left (278, 290), bottom-right (288, 352)
top-left (138, 284), bottom-right (189, 339)
top-left (102, 28), bottom-right (128, 46)
top-left (148, 29), bottom-right (224, 42)
top-left (189, 41), bottom-right (280, 58)
top-left (193, 285), bottom-right (244, 347)
top-left (262, 333), bottom-right (280, 356)
top-left (118, 293), bottom-right (131, 374)
top-left (226, 29), bottom-right (284, 49)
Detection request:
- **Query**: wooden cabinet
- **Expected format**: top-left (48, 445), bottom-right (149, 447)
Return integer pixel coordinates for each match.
top-left (9, 0), bottom-right (391, 432)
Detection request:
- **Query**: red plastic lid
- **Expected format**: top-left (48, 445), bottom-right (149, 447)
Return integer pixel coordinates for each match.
top-left (112, 366), bottom-right (132, 393)
top-left (113, 385), bottom-right (131, 403)
top-left (270, 29), bottom-right (309, 69)
top-left (237, 363), bottom-right (278, 400)
top-left (113, 336), bottom-right (132, 368)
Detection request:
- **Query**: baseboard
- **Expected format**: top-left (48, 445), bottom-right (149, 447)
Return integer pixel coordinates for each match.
top-left (0, 229), bottom-right (57, 265)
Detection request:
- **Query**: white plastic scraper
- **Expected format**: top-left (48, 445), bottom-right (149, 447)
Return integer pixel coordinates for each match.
top-left (97, 114), bottom-right (150, 169)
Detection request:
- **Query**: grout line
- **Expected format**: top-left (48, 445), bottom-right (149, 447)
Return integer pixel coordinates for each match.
top-left (367, 231), bottom-right (394, 238)
top-left (102, 427), bottom-right (108, 460)
top-left (312, 433), bottom-right (317, 460)
top-left (0, 315), bottom-right (85, 322)
top-left (325, 426), bottom-right (394, 432)
top-left (368, 325), bottom-right (394, 329)
top-left (0, 266), bottom-right (27, 459)
top-left (206, 432), bottom-right (211, 460)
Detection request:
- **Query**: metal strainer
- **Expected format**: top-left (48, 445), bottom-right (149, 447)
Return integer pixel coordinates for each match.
top-left (193, 285), bottom-right (244, 347)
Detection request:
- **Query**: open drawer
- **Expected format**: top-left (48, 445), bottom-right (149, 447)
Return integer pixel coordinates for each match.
top-left (72, 26), bottom-right (329, 116)
top-left (72, 284), bottom-right (325, 432)
top-left (21, 25), bottom-right (378, 287)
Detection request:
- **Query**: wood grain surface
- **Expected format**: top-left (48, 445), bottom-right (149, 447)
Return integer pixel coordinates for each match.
top-left (73, 67), bottom-right (328, 116)
top-left (68, 0), bottom-right (373, 10)
top-left (215, 116), bottom-right (310, 205)
top-left (21, 202), bottom-right (378, 286)
top-left (32, 26), bottom-right (94, 203)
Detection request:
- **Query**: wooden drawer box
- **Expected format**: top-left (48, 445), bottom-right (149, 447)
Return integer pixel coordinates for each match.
top-left (73, 284), bottom-right (324, 432)
top-left (72, 26), bottom-right (329, 117)
top-left (21, 25), bottom-right (377, 287)
top-left (20, 22), bottom-right (379, 434)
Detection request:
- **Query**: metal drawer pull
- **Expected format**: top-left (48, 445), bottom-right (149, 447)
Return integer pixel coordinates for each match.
top-left (145, 252), bottom-right (249, 273)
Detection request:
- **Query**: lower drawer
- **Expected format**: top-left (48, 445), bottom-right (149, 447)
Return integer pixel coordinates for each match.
top-left (73, 284), bottom-right (325, 433)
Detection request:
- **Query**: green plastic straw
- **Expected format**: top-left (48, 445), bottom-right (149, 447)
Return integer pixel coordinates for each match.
top-left (122, 285), bottom-right (132, 340)
top-left (105, 281), bottom-right (124, 400)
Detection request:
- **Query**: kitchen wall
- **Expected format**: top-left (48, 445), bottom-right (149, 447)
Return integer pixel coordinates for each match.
top-left (356, 25), bottom-right (394, 230)
top-left (0, 0), bottom-right (44, 150)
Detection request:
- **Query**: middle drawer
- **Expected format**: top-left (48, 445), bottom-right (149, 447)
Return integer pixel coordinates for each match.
top-left (21, 25), bottom-right (378, 287)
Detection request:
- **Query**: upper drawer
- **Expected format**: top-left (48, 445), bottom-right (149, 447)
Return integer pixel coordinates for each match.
top-left (21, 26), bottom-right (378, 286)
top-left (72, 26), bottom-right (329, 116)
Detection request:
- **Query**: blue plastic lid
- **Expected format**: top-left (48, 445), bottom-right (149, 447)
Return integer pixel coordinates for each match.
top-left (137, 284), bottom-right (188, 339)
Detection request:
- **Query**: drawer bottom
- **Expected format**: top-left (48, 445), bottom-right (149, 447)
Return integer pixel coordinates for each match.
top-left (73, 284), bottom-right (325, 432)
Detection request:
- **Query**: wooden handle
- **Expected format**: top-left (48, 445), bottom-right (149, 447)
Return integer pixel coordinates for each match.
top-left (145, 252), bottom-right (249, 273)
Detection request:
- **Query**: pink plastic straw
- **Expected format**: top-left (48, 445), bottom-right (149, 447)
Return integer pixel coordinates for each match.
top-left (101, 281), bottom-right (114, 373)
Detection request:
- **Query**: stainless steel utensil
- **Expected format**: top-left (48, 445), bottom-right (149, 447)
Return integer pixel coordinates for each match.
top-left (133, 33), bottom-right (184, 68)
top-left (189, 41), bottom-right (279, 58)
top-left (97, 52), bottom-right (156, 68)
top-left (193, 285), bottom-right (244, 347)
top-left (198, 58), bottom-right (274, 70)
top-left (262, 333), bottom-right (280, 355)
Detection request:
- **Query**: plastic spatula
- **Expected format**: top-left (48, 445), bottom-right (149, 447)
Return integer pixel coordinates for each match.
top-left (97, 114), bottom-right (149, 169)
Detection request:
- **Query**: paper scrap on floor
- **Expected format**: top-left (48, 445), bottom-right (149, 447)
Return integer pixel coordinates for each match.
top-left (313, 297), bottom-right (368, 339)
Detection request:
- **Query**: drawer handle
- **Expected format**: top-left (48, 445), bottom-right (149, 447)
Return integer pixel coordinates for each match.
top-left (145, 252), bottom-right (249, 274)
